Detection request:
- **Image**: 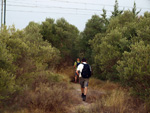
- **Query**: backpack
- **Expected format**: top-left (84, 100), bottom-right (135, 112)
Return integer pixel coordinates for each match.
top-left (81, 63), bottom-right (91, 78)
top-left (76, 61), bottom-right (80, 67)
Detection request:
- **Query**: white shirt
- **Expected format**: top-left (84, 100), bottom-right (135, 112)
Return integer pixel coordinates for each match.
top-left (76, 62), bottom-right (91, 77)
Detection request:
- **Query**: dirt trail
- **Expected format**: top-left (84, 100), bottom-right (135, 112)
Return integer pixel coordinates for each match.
top-left (61, 67), bottom-right (105, 112)
top-left (67, 82), bottom-right (105, 113)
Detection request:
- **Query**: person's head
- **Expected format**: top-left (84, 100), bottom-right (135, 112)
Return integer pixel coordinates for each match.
top-left (77, 58), bottom-right (80, 62)
top-left (82, 58), bottom-right (86, 62)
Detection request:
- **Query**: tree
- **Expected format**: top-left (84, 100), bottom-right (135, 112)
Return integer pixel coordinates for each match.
top-left (40, 18), bottom-right (56, 46)
top-left (117, 41), bottom-right (150, 102)
top-left (91, 11), bottom-right (138, 80)
top-left (0, 28), bottom-right (16, 102)
top-left (132, 2), bottom-right (141, 16)
top-left (80, 14), bottom-right (107, 63)
top-left (111, 0), bottom-right (123, 18)
top-left (101, 8), bottom-right (109, 31)
top-left (40, 18), bottom-right (79, 63)
top-left (132, 12), bottom-right (150, 44)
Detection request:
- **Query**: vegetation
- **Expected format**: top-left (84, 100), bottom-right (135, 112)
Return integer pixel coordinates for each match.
top-left (0, 23), bottom-right (62, 112)
top-left (89, 2), bottom-right (150, 107)
top-left (76, 79), bottom-right (146, 113)
top-left (0, 0), bottom-right (150, 112)
top-left (40, 18), bottom-right (79, 64)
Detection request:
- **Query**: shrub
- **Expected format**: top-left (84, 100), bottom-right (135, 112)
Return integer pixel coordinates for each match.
top-left (0, 40), bottom-right (15, 71)
top-left (90, 11), bottom-right (137, 80)
top-left (0, 24), bottom-right (61, 111)
top-left (24, 22), bottom-right (60, 68)
top-left (0, 69), bottom-right (16, 102)
top-left (22, 81), bottom-right (71, 112)
top-left (0, 39), bottom-right (16, 103)
top-left (117, 41), bottom-right (150, 103)
top-left (40, 18), bottom-right (79, 61)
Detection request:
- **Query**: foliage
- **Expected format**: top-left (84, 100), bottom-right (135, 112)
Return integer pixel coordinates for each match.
top-left (0, 1), bottom-right (150, 111)
top-left (90, 10), bottom-right (150, 108)
top-left (111, 0), bottom-right (123, 18)
top-left (0, 23), bottom-right (60, 108)
top-left (40, 18), bottom-right (79, 61)
top-left (80, 14), bottom-right (108, 63)
top-left (132, 2), bottom-right (141, 16)
top-left (25, 22), bottom-right (60, 67)
top-left (0, 39), bottom-right (14, 72)
top-left (0, 69), bottom-right (16, 101)
top-left (90, 11), bottom-right (150, 105)
top-left (91, 11), bottom-right (137, 80)
top-left (133, 12), bottom-right (150, 44)
top-left (0, 40), bottom-right (16, 101)
top-left (117, 41), bottom-right (150, 102)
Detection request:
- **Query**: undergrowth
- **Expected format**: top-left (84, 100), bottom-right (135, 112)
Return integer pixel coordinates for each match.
top-left (76, 78), bottom-right (148, 113)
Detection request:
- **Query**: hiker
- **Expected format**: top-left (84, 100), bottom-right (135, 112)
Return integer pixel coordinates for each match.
top-left (76, 58), bottom-right (91, 101)
top-left (74, 58), bottom-right (80, 83)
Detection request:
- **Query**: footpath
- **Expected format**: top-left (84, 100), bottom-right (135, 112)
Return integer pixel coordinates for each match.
top-left (67, 82), bottom-right (105, 113)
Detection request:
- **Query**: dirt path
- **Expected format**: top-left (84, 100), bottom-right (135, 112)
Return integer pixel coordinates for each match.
top-left (67, 82), bottom-right (105, 113)
top-left (61, 67), bottom-right (105, 112)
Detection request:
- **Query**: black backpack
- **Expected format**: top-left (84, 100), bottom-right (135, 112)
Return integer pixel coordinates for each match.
top-left (81, 63), bottom-right (91, 78)
top-left (76, 62), bottom-right (80, 67)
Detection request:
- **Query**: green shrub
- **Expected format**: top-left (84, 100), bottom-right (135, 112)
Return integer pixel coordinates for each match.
top-left (24, 22), bottom-right (60, 67)
top-left (40, 18), bottom-right (79, 61)
top-left (90, 11), bottom-right (136, 80)
top-left (0, 24), bottom-right (61, 110)
top-left (132, 12), bottom-right (150, 44)
top-left (0, 69), bottom-right (16, 102)
top-left (0, 40), bottom-right (16, 102)
top-left (117, 41), bottom-right (150, 102)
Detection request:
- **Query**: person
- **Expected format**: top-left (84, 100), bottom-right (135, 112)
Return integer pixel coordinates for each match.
top-left (76, 58), bottom-right (91, 101)
top-left (73, 58), bottom-right (80, 83)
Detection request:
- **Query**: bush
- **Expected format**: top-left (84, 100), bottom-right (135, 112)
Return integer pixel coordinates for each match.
top-left (133, 12), bottom-right (150, 44)
top-left (16, 71), bottom-right (73, 113)
top-left (117, 41), bottom-right (150, 102)
top-left (24, 22), bottom-right (60, 67)
top-left (0, 40), bottom-right (15, 71)
top-left (90, 11), bottom-right (136, 80)
top-left (0, 23), bottom-right (61, 111)
top-left (0, 69), bottom-right (16, 102)
top-left (0, 39), bottom-right (17, 103)
top-left (23, 82), bottom-right (70, 112)
top-left (40, 18), bottom-right (79, 61)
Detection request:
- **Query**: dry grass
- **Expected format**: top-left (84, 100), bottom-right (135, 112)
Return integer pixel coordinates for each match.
top-left (24, 82), bottom-right (70, 113)
top-left (88, 89), bottom-right (147, 113)
top-left (3, 67), bottom-right (148, 113)
top-left (3, 69), bottom-right (77, 113)
top-left (86, 89), bottom-right (105, 103)
top-left (4, 81), bottom-right (77, 113)
top-left (57, 66), bottom-right (76, 82)
top-left (76, 78), bottom-right (147, 113)
top-left (89, 78), bottom-right (120, 92)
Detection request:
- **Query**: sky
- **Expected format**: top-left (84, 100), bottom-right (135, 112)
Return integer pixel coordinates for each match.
top-left (1, 0), bottom-right (150, 31)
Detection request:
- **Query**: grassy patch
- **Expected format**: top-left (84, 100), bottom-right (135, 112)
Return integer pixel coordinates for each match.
top-left (2, 71), bottom-right (74, 113)
top-left (76, 78), bottom-right (147, 113)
